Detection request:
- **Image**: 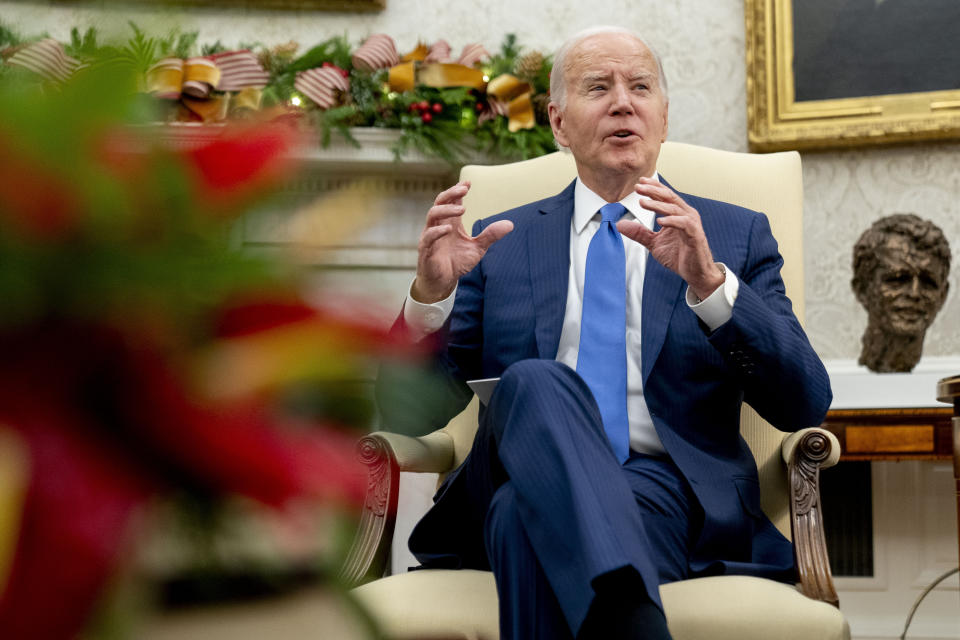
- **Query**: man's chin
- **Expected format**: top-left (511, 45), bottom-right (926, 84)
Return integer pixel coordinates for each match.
top-left (883, 318), bottom-right (931, 336)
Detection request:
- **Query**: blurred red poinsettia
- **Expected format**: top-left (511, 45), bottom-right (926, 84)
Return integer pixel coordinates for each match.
top-left (0, 64), bottom-right (422, 639)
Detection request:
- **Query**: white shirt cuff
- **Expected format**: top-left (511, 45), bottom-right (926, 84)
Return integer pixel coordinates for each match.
top-left (685, 262), bottom-right (739, 332)
top-left (403, 278), bottom-right (457, 340)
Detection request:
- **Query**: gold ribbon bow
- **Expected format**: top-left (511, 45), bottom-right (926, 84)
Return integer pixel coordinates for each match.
top-left (387, 43), bottom-right (487, 94)
top-left (146, 57), bottom-right (228, 123)
top-left (485, 74), bottom-right (535, 132)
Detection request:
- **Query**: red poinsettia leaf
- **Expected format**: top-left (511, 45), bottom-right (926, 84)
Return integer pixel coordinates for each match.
top-left (184, 122), bottom-right (298, 214)
top-left (0, 412), bottom-right (153, 640)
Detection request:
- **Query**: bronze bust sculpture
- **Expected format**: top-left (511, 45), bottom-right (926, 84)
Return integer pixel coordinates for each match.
top-left (851, 214), bottom-right (952, 373)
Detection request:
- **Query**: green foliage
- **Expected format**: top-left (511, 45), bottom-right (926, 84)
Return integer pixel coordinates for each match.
top-left (488, 33), bottom-right (520, 78)
top-left (163, 30), bottom-right (199, 59)
top-left (0, 21), bottom-right (23, 50)
top-left (200, 40), bottom-right (228, 56)
top-left (477, 118), bottom-right (557, 160)
top-left (66, 27), bottom-right (101, 59)
top-left (287, 35), bottom-right (351, 73)
top-left (529, 54), bottom-right (553, 94)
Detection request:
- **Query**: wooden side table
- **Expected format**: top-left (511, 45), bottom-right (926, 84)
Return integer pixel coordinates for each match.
top-left (821, 401), bottom-right (959, 581)
top-left (821, 407), bottom-right (954, 462)
top-left (935, 375), bottom-right (960, 570)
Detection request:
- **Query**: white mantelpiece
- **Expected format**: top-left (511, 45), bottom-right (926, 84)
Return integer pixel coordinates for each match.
top-left (826, 357), bottom-right (960, 410)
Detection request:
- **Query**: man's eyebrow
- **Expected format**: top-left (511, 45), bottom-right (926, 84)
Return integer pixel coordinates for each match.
top-left (579, 72), bottom-right (610, 85)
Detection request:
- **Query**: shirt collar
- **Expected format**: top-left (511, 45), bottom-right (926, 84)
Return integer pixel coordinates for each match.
top-left (573, 174), bottom-right (659, 235)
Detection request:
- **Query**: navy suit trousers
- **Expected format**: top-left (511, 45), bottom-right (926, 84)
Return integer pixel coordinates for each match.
top-left (457, 359), bottom-right (702, 638)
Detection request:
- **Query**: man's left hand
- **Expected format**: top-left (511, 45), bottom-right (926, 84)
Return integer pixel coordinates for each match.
top-left (617, 177), bottom-right (724, 301)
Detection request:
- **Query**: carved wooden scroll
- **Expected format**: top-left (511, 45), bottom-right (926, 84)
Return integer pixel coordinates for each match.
top-left (339, 434), bottom-right (399, 586)
top-left (789, 429), bottom-right (840, 607)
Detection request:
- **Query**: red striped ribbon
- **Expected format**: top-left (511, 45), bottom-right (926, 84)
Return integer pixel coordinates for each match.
top-left (479, 97), bottom-right (509, 125)
top-left (294, 66), bottom-right (350, 109)
top-left (210, 50), bottom-right (270, 92)
top-left (457, 43), bottom-right (490, 68)
top-left (424, 40), bottom-right (452, 63)
top-left (6, 38), bottom-right (82, 83)
top-left (351, 34), bottom-right (400, 71)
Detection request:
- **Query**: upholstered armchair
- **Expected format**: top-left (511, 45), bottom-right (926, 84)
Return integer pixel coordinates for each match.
top-left (342, 142), bottom-right (849, 640)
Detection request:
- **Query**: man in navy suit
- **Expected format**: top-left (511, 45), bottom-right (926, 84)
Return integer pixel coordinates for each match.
top-left (378, 25), bottom-right (831, 640)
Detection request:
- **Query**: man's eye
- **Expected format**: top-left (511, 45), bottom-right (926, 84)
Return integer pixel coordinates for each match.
top-left (634, 83), bottom-right (649, 91)
top-left (882, 272), bottom-right (911, 286)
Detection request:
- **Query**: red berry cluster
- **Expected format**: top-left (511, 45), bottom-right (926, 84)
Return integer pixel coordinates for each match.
top-left (409, 100), bottom-right (443, 123)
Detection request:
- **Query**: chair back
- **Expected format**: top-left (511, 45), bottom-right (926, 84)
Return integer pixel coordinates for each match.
top-left (444, 142), bottom-right (804, 538)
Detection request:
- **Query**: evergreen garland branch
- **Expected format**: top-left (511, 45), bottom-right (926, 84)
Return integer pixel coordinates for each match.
top-left (1, 25), bottom-right (558, 164)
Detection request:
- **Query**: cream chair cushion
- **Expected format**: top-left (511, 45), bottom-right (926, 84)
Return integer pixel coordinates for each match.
top-left (353, 571), bottom-right (849, 640)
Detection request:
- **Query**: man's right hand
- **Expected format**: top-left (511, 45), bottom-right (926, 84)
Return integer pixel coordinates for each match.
top-left (411, 181), bottom-right (514, 303)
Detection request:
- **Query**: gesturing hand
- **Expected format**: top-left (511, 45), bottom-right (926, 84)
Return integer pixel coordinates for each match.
top-left (616, 177), bottom-right (724, 301)
top-left (412, 181), bottom-right (514, 303)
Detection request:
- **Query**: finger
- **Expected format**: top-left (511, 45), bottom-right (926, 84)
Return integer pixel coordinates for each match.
top-left (654, 215), bottom-right (699, 237)
top-left (617, 220), bottom-right (656, 248)
top-left (426, 203), bottom-right (466, 227)
top-left (434, 180), bottom-right (471, 206)
top-left (637, 198), bottom-right (686, 218)
top-left (635, 180), bottom-right (692, 209)
top-left (473, 220), bottom-right (514, 251)
top-left (419, 224), bottom-right (453, 253)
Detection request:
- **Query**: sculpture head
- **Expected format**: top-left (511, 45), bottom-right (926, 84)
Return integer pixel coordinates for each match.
top-left (851, 214), bottom-right (951, 372)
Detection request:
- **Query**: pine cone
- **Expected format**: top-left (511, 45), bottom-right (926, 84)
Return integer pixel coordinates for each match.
top-left (273, 40), bottom-right (299, 61)
top-left (514, 51), bottom-right (544, 82)
top-left (258, 40), bottom-right (299, 73)
top-left (532, 93), bottom-right (551, 126)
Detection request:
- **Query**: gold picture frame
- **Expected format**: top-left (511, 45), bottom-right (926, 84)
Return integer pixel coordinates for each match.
top-left (745, 0), bottom-right (960, 152)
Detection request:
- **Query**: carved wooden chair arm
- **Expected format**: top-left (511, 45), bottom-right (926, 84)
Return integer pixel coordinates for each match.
top-left (781, 427), bottom-right (842, 607)
top-left (339, 430), bottom-right (456, 586)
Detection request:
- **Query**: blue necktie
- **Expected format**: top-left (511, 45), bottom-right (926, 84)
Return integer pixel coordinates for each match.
top-left (577, 202), bottom-right (630, 463)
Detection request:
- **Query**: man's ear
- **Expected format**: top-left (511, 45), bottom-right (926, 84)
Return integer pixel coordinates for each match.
top-left (661, 101), bottom-right (669, 142)
top-left (935, 280), bottom-right (950, 312)
top-left (548, 102), bottom-right (568, 147)
top-left (851, 275), bottom-right (869, 308)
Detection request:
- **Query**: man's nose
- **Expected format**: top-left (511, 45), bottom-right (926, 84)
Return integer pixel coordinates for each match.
top-left (608, 84), bottom-right (633, 115)
top-left (907, 275), bottom-right (922, 296)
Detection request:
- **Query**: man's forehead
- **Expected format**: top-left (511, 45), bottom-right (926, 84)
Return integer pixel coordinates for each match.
top-left (565, 34), bottom-right (658, 77)
top-left (877, 243), bottom-right (944, 273)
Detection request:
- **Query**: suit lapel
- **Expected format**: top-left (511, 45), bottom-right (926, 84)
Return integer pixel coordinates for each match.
top-left (527, 180), bottom-right (575, 359)
top-left (641, 176), bottom-right (686, 386)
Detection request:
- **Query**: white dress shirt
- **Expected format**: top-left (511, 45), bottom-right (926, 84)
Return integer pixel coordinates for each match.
top-left (404, 175), bottom-right (739, 456)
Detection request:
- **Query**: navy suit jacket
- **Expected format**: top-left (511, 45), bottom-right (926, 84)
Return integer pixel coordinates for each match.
top-left (379, 178), bottom-right (832, 580)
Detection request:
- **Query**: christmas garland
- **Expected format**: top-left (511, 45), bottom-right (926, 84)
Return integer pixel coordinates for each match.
top-left (0, 22), bottom-right (557, 164)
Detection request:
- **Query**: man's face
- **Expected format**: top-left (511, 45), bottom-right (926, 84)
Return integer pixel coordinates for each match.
top-left (864, 236), bottom-right (949, 336)
top-left (548, 33), bottom-right (669, 183)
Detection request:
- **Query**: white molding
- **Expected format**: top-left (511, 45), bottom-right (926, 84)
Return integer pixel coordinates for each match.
top-left (824, 357), bottom-right (960, 409)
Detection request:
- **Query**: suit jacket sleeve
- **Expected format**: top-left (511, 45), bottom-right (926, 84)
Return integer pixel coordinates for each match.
top-left (706, 210), bottom-right (831, 431)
